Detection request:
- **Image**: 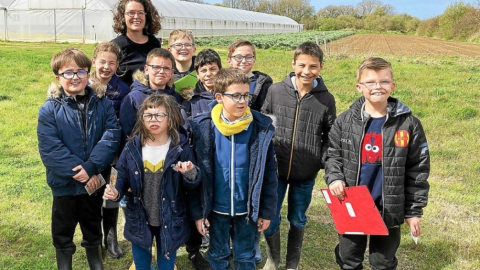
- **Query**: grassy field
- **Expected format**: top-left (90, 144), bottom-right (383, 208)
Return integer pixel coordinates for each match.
top-left (0, 35), bottom-right (479, 270)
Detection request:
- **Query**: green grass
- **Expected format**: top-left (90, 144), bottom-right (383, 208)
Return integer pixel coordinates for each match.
top-left (1, 39), bottom-right (480, 269)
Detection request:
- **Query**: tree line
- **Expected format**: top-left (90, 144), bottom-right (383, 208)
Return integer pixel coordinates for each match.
top-left (181, 0), bottom-right (480, 43)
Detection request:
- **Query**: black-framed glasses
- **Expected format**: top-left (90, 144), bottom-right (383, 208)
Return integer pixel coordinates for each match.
top-left (359, 80), bottom-right (393, 89)
top-left (58, 70), bottom-right (89, 80)
top-left (142, 113), bottom-right (168, 122)
top-left (230, 54), bottom-right (255, 63)
top-left (146, 65), bottom-right (173, 73)
top-left (124, 11), bottom-right (146, 17)
top-left (222, 93), bottom-right (253, 103)
top-left (169, 43), bottom-right (194, 50)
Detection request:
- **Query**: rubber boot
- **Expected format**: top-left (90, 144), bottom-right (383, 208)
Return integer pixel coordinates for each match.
top-left (285, 226), bottom-right (305, 270)
top-left (85, 246), bottom-right (105, 270)
top-left (262, 230), bottom-right (281, 270)
top-left (103, 207), bottom-right (123, 259)
top-left (56, 249), bottom-right (72, 270)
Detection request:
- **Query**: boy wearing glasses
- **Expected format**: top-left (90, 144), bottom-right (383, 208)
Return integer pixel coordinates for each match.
top-left (37, 48), bottom-right (121, 270)
top-left (120, 48), bottom-right (182, 140)
top-left (227, 39), bottom-right (273, 111)
top-left (325, 57), bottom-right (430, 270)
top-left (261, 41), bottom-right (336, 270)
top-left (168, 29), bottom-right (197, 81)
top-left (189, 68), bottom-right (278, 270)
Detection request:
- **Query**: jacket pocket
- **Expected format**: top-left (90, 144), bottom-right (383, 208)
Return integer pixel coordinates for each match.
top-left (172, 217), bottom-right (187, 240)
top-left (124, 203), bottom-right (150, 247)
top-left (47, 176), bottom-right (70, 188)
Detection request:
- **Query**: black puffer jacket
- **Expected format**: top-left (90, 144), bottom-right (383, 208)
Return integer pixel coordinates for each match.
top-left (262, 73), bottom-right (336, 182)
top-left (250, 71), bottom-right (273, 111)
top-left (324, 96), bottom-right (430, 227)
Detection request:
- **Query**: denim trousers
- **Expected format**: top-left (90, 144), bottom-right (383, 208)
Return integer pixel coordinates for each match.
top-left (264, 180), bottom-right (315, 236)
top-left (208, 212), bottom-right (257, 270)
top-left (335, 226), bottom-right (401, 270)
top-left (51, 193), bottom-right (103, 255)
top-left (131, 225), bottom-right (177, 270)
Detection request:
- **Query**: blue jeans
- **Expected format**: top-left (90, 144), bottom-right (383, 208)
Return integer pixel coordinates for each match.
top-left (264, 180), bottom-right (315, 236)
top-left (131, 226), bottom-right (177, 270)
top-left (208, 212), bottom-right (256, 270)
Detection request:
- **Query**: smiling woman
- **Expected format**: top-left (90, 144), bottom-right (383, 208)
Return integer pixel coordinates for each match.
top-left (111, 0), bottom-right (162, 86)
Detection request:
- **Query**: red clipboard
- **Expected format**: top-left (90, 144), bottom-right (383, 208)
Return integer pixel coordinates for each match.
top-left (321, 186), bottom-right (388, 235)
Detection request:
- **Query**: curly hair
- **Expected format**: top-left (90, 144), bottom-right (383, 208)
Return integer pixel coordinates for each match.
top-left (113, 0), bottom-right (162, 36)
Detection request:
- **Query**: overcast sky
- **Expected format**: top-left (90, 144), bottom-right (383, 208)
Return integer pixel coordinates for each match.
top-left (203, 0), bottom-right (479, 19)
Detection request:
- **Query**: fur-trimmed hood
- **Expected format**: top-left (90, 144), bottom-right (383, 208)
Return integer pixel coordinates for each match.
top-left (47, 80), bottom-right (106, 99)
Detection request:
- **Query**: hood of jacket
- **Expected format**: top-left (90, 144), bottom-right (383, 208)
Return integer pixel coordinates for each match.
top-left (131, 70), bottom-right (177, 96)
top-left (349, 96), bottom-right (412, 121)
top-left (282, 72), bottom-right (328, 94)
top-left (47, 81), bottom-right (105, 100)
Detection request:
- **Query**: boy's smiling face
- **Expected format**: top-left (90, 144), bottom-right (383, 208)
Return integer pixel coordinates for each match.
top-left (215, 83), bottom-right (249, 122)
top-left (292, 54), bottom-right (323, 88)
top-left (56, 61), bottom-right (89, 97)
top-left (228, 45), bottom-right (255, 76)
top-left (168, 37), bottom-right (196, 64)
top-left (92, 51), bottom-right (118, 83)
top-left (356, 68), bottom-right (395, 107)
top-left (196, 62), bottom-right (220, 91)
top-left (145, 56), bottom-right (173, 90)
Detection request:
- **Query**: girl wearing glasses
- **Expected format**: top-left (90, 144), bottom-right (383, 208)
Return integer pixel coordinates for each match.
top-left (103, 94), bottom-right (200, 270)
top-left (112, 0), bottom-right (162, 86)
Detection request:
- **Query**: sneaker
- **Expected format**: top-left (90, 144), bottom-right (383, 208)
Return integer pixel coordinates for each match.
top-left (188, 250), bottom-right (211, 270)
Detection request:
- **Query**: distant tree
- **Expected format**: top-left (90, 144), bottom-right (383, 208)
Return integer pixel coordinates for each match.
top-left (356, 0), bottom-right (384, 17)
top-left (439, 2), bottom-right (471, 39)
top-left (256, 0), bottom-right (314, 23)
top-left (317, 4), bottom-right (357, 18)
top-left (223, 0), bottom-right (260, 10)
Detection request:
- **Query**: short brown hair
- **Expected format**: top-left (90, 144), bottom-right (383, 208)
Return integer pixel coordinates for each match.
top-left (357, 57), bottom-right (393, 82)
top-left (130, 94), bottom-right (183, 146)
top-left (146, 48), bottom-right (175, 66)
top-left (168, 29), bottom-right (195, 45)
top-left (293, 41), bottom-right (323, 64)
top-left (113, 0), bottom-right (162, 35)
top-left (227, 39), bottom-right (255, 58)
top-left (214, 67), bottom-right (250, 94)
top-left (51, 48), bottom-right (91, 75)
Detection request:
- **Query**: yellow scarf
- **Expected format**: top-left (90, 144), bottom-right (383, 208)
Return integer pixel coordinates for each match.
top-left (211, 104), bottom-right (253, 136)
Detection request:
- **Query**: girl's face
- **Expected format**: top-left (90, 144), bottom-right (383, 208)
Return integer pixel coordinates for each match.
top-left (92, 52), bottom-right (118, 83)
top-left (124, 1), bottom-right (146, 33)
top-left (142, 105), bottom-right (169, 138)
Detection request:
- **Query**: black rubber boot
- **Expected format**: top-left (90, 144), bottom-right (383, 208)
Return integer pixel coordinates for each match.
top-left (56, 249), bottom-right (72, 270)
top-left (262, 230), bottom-right (281, 270)
top-left (85, 246), bottom-right (105, 270)
top-left (103, 207), bottom-right (123, 259)
top-left (286, 226), bottom-right (305, 270)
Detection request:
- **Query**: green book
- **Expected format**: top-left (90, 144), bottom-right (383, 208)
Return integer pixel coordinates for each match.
top-left (174, 71), bottom-right (198, 93)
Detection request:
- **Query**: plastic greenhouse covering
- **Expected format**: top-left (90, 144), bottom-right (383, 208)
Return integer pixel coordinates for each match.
top-left (1, 0), bottom-right (301, 43)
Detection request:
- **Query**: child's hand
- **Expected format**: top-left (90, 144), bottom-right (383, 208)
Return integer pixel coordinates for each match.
top-left (329, 181), bottom-right (346, 201)
top-left (406, 217), bottom-right (422, 237)
top-left (86, 175), bottom-right (100, 191)
top-left (103, 184), bottom-right (119, 201)
top-left (257, 218), bottom-right (270, 232)
top-left (195, 218), bottom-right (210, 236)
top-left (72, 165), bottom-right (89, 182)
top-left (173, 161), bottom-right (194, 174)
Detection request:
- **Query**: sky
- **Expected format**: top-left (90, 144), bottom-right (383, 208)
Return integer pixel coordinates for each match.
top-left (203, 0), bottom-right (479, 20)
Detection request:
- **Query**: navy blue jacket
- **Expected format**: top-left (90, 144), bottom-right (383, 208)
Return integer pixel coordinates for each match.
top-left (37, 83), bottom-right (121, 196)
top-left (189, 105), bottom-right (278, 222)
top-left (182, 80), bottom-right (214, 117)
top-left (114, 129), bottom-right (201, 255)
top-left (119, 75), bottom-right (183, 141)
top-left (105, 74), bottom-right (131, 117)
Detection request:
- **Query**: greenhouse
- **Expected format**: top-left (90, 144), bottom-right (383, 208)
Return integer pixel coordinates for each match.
top-left (0, 0), bottom-right (301, 43)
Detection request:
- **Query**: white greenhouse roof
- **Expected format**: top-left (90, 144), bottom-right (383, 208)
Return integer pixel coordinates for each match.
top-left (5, 0), bottom-right (299, 25)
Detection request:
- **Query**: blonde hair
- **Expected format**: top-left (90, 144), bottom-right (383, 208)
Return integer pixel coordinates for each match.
top-left (168, 29), bottom-right (195, 45)
top-left (357, 57), bottom-right (393, 82)
top-left (227, 39), bottom-right (255, 58)
top-left (130, 94), bottom-right (183, 146)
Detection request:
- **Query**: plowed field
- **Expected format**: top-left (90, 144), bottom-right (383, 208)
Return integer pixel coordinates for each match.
top-left (328, 34), bottom-right (480, 57)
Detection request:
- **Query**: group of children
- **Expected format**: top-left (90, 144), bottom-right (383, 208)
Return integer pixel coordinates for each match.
top-left (37, 25), bottom-right (430, 270)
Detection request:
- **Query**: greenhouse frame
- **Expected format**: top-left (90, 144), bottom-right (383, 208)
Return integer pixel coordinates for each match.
top-left (0, 0), bottom-right (301, 43)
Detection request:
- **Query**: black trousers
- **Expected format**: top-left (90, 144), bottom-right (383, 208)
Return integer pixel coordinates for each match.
top-left (335, 226), bottom-right (401, 270)
top-left (185, 220), bottom-right (203, 253)
top-left (52, 192), bottom-right (103, 255)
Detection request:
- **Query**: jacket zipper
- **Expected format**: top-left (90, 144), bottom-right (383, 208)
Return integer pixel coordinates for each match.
top-left (287, 93), bottom-right (301, 180)
top-left (380, 114), bottom-right (389, 219)
top-left (230, 135), bottom-right (235, 216)
top-left (355, 114), bottom-right (368, 186)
